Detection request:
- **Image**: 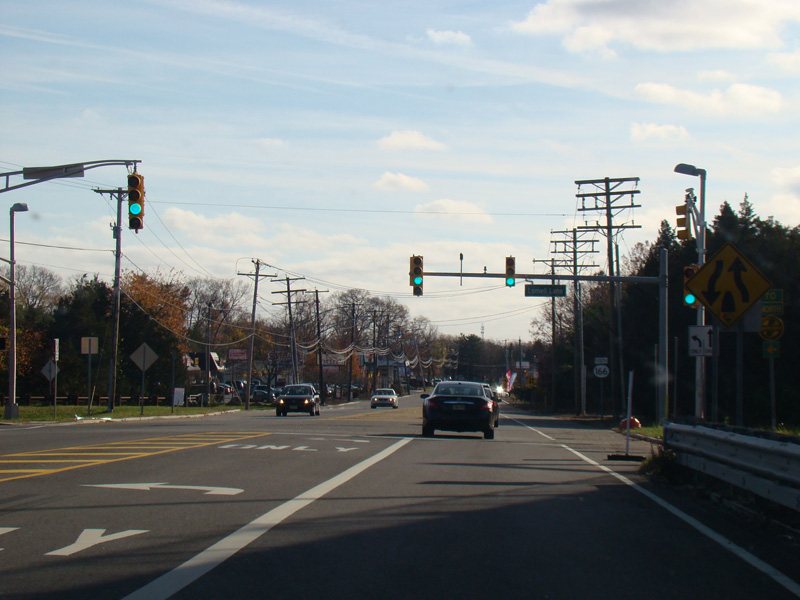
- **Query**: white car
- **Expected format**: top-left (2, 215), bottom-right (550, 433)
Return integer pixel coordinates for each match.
top-left (370, 388), bottom-right (399, 409)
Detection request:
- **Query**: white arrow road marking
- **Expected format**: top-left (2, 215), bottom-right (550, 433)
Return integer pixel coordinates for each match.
top-left (47, 528), bottom-right (148, 557)
top-left (83, 483), bottom-right (244, 496)
top-left (255, 445), bottom-right (290, 450)
top-left (123, 437), bottom-right (413, 600)
top-left (335, 447), bottom-right (359, 453)
top-left (0, 527), bottom-right (19, 551)
top-left (291, 446), bottom-right (317, 452)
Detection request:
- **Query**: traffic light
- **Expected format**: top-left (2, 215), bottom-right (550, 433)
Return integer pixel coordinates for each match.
top-left (675, 200), bottom-right (693, 240)
top-left (683, 264), bottom-right (699, 306)
top-left (505, 256), bottom-right (516, 287)
top-left (409, 255), bottom-right (423, 296)
top-left (127, 172), bottom-right (145, 231)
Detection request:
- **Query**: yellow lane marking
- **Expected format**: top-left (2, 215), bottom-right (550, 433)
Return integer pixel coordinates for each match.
top-left (0, 431), bottom-right (270, 483)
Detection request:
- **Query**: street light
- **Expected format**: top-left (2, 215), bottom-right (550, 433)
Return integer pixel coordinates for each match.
top-left (5, 202), bottom-right (29, 419)
top-left (674, 163), bottom-right (707, 420)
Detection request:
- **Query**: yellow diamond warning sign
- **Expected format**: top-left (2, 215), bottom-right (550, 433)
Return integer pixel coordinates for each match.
top-left (686, 243), bottom-right (771, 328)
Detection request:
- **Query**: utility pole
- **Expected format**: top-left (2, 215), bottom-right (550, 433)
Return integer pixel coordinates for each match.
top-left (551, 228), bottom-right (599, 415)
top-left (533, 257), bottom-right (568, 411)
top-left (348, 303), bottom-right (356, 401)
top-left (206, 302), bottom-right (212, 406)
top-left (272, 276), bottom-right (305, 384)
top-left (313, 289), bottom-right (328, 403)
top-left (94, 187), bottom-right (126, 412)
top-left (237, 259), bottom-right (275, 410)
top-left (575, 176), bottom-right (641, 418)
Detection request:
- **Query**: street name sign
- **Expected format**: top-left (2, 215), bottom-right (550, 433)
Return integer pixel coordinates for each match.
top-left (686, 243), bottom-right (771, 328)
top-left (525, 284), bottom-right (567, 297)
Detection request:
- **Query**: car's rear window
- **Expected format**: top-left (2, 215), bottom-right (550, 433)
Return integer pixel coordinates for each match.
top-left (434, 384), bottom-right (482, 396)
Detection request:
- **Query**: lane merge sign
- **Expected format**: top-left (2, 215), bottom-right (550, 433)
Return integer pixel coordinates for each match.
top-left (685, 243), bottom-right (771, 328)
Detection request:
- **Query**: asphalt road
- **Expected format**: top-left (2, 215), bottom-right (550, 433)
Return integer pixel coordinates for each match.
top-left (0, 395), bottom-right (798, 599)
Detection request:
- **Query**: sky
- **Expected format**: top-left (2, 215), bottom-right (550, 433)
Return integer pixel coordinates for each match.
top-left (2, 0), bottom-right (799, 343)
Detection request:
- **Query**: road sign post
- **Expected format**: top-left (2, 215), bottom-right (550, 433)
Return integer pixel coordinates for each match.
top-left (81, 337), bottom-right (99, 415)
top-left (760, 294), bottom-right (783, 430)
top-left (131, 343), bottom-right (158, 415)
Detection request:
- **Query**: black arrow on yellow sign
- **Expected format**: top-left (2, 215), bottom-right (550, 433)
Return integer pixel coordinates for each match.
top-left (702, 261), bottom-right (723, 305)
top-left (730, 257), bottom-right (749, 302)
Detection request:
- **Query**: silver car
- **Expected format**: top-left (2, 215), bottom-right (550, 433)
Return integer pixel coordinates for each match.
top-left (370, 388), bottom-right (399, 409)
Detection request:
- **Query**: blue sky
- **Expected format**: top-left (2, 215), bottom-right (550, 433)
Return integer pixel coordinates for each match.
top-left (2, 0), bottom-right (799, 342)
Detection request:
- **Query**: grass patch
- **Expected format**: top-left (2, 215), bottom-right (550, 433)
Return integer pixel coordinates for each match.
top-left (3, 404), bottom-right (249, 422)
top-left (631, 425), bottom-right (663, 439)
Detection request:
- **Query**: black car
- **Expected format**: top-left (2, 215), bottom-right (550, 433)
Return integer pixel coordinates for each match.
top-left (251, 385), bottom-right (275, 403)
top-left (276, 384), bottom-right (320, 416)
top-left (421, 381), bottom-right (499, 439)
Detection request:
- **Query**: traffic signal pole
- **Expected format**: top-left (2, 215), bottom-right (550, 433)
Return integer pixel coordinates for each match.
top-left (93, 187), bottom-right (125, 411)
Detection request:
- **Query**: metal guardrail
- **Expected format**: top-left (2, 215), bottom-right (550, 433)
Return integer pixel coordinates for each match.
top-left (664, 422), bottom-right (800, 512)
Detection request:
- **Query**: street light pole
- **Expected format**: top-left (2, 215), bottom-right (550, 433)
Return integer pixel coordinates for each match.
top-left (5, 203), bottom-right (29, 419)
top-left (675, 163), bottom-right (707, 419)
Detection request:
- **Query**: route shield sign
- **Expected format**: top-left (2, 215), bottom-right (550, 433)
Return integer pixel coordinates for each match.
top-left (686, 243), bottom-right (771, 328)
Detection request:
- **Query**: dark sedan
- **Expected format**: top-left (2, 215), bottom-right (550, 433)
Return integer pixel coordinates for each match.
top-left (276, 384), bottom-right (320, 416)
top-left (421, 381), bottom-right (499, 439)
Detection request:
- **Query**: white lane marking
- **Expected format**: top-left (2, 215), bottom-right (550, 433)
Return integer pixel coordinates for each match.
top-left (123, 437), bottom-right (413, 600)
top-left (46, 529), bottom-right (148, 557)
top-left (506, 416), bottom-right (556, 441)
top-left (512, 416), bottom-right (800, 598)
top-left (292, 446), bottom-right (317, 452)
top-left (0, 527), bottom-right (19, 551)
top-left (84, 483), bottom-right (243, 496)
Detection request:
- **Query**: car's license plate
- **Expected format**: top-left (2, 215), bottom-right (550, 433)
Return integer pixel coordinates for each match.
top-left (452, 404), bottom-right (466, 410)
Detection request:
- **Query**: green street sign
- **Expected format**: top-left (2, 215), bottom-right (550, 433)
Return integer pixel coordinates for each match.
top-left (525, 284), bottom-right (567, 297)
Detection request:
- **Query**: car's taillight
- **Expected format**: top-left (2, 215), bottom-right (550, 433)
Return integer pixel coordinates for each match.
top-left (424, 398), bottom-right (439, 410)
top-left (480, 401), bottom-right (493, 411)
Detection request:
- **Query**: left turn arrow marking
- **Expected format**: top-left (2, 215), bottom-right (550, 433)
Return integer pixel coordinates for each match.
top-left (84, 483), bottom-right (244, 496)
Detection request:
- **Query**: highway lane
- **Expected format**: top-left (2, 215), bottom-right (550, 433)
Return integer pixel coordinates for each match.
top-left (0, 396), bottom-right (798, 599)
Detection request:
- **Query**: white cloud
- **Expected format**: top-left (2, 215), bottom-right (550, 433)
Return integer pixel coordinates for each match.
top-left (697, 70), bottom-right (737, 82)
top-left (375, 172), bottom-right (429, 192)
top-left (253, 137), bottom-right (285, 149)
top-left (510, 0), bottom-right (800, 55)
top-left (767, 50), bottom-right (800, 74)
top-left (414, 199), bottom-right (492, 224)
top-left (378, 130), bottom-right (447, 151)
top-left (630, 122), bottom-right (689, 142)
top-left (426, 29), bottom-right (472, 46)
top-left (635, 82), bottom-right (782, 115)
top-left (163, 208), bottom-right (261, 240)
top-left (771, 165), bottom-right (800, 189)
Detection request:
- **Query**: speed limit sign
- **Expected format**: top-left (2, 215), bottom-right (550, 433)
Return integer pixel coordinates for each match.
top-left (593, 364), bottom-right (610, 378)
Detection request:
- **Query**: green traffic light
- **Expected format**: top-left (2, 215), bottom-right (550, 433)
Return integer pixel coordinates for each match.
top-left (684, 292), bottom-right (696, 305)
top-left (505, 277), bottom-right (515, 287)
top-left (413, 276), bottom-right (423, 285)
top-left (129, 203), bottom-right (142, 215)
